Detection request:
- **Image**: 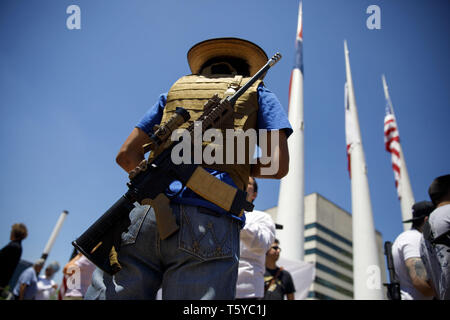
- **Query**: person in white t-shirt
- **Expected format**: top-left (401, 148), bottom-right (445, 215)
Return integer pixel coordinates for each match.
top-left (235, 177), bottom-right (276, 300)
top-left (392, 201), bottom-right (436, 300)
top-left (35, 261), bottom-right (60, 300)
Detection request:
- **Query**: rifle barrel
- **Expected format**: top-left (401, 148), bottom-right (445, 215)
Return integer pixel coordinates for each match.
top-left (227, 53), bottom-right (282, 105)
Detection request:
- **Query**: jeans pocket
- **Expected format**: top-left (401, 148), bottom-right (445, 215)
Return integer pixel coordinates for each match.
top-left (178, 205), bottom-right (235, 261)
top-left (121, 204), bottom-right (151, 246)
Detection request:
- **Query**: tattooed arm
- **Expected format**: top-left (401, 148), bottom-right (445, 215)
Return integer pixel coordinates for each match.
top-left (405, 257), bottom-right (435, 297)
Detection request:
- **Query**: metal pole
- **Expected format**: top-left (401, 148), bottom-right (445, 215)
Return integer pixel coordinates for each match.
top-left (277, 1), bottom-right (305, 261)
top-left (345, 41), bottom-right (383, 300)
top-left (41, 210), bottom-right (69, 261)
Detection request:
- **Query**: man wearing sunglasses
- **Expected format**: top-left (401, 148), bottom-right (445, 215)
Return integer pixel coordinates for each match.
top-left (263, 239), bottom-right (296, 300)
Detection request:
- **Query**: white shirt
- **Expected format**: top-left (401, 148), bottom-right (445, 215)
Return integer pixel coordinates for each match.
top-left (35, 276), bottom-right (57, 300)
top-left (429, 204), bottom-right (450, 239)
top-left (392, 229), bottom-right (432, 300)
top-left (236, 210), bottom-right (275, 299)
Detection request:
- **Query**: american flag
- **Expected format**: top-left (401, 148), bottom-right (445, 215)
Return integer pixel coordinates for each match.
top-left (288, 1), bottom-right (303, 105)
top-left (294, 1), bottom-right (303, 73)
top-left (384, 104), bottom-right (401, 198)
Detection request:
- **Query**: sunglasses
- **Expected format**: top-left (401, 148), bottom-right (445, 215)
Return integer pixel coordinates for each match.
top-left (271, 246), bottom-right (281, 251)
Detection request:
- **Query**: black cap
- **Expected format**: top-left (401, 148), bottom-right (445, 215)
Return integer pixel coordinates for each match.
top-left (402, 201), bottom-right (435, 223)
top-left (428, 174), bottom-right (450, 206)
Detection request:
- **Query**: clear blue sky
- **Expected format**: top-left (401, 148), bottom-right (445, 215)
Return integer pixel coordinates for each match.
top-left (1, 0), bottom-right (449, 287)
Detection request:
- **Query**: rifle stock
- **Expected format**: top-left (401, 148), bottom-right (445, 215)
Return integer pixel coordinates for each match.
top-left (73, 195), bottom-right (135, 275)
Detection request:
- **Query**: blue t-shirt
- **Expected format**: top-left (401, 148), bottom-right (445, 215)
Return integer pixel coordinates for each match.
top-left (136, 84), bottom-right (292, 223)
top-left (13, 266), bottom-right (38, 300)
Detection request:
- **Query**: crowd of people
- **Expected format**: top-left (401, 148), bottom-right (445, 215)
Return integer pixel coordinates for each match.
top-left (0, 233), bottom-right (96, 300)
top-left (0, 177), bottom-right (447, 301)
top-left (4, 173), bottom-right (447, 301)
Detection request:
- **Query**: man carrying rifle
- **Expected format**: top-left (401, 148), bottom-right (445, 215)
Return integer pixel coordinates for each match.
top-left (85, 38), bottom-right (292, 300)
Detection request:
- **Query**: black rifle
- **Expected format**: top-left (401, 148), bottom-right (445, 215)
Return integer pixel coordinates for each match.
top-left (383, 241), bottom-right (401, 300)
top-left (72, 53), bottom-right (282, 275)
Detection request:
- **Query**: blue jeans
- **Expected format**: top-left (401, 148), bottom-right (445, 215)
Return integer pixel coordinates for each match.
top-left (85, 203), bottom-right (240, 300)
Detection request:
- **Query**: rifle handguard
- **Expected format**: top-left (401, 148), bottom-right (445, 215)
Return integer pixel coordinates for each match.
top-left (143, 107), bottom-right (190, 154)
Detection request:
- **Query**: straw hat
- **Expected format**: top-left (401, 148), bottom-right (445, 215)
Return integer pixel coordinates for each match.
top-left (187, 38), bottom-right (268, 76)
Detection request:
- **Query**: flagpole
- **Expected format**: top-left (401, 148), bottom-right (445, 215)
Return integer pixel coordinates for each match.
top-left (344, 41), bottom-right (383, 300)
top-left (382, 75), bottom-right (414, 230)
top-left (276, 1), bottom-right (305, 261)
top-left (41, 210), bottom-right (69, 261)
